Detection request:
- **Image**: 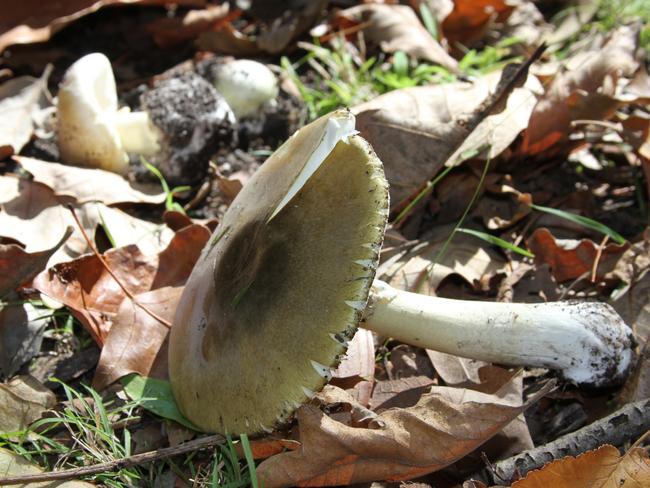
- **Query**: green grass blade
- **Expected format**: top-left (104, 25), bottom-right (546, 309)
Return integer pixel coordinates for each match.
top-left (531, 204), bottom-right (626, 244)
top-left (457, 228), bottom-right (535, 258)
top-left (240, 434), bottom-right (259, 488)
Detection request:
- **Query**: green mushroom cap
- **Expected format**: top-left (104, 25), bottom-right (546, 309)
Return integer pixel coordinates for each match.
top-left (168, 110), bottom-right (389, 434)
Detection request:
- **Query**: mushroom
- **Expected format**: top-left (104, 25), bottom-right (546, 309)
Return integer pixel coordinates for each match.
top-left (57, 53), bottom-right (161, 174)
top-left (57, 53), bottom-right (234, 183)
top-left (213, 59), bottom-right (278, 119)
top-left (168, 110), bottom-right (634, 435)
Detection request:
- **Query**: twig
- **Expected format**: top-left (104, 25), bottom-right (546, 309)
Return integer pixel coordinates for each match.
top-left (472, 399), bottom-right (650, 484)
top-left (66, 205), bottom-right (171, 329)
top-left (590, 234), bottom-right (609, 283)
top-left (0, 434), bottom-right (224, 485)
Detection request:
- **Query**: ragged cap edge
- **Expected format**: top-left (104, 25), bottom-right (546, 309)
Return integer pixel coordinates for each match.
top-left (267, 110), bottom-right (358, 222)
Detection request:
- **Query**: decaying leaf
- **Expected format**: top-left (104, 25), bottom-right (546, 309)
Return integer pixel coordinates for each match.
top-left (16, 157), bottom-right (165, 205)
top-left (257, 381), bottom-right (552, 487)
top-left (521, 24), bottom-right (643, 155)
top-left (0, 448), bottom-right (94, 486)
top-left (0, 227), bottom-right (71, 297)
top-left (0, 376), bottom-right (55, 436)
top-left (146, 4), bottom-right (231, 48)
top-left (32, 224), bottom-right (210, 345)
top-left (512, 444), bottom-right (650, 488)
top-left (0, 300), bottom-right (51, 380)
top-left (441, 0), bottom-right (514, 47)
top-left (0, 70), bottom-right (51, 159)
top-left (0, 0), bottom-right (207, 53)
top-left (336, 4), bottom-right (458, 71)
top-left (526, 228), bottom-right (628, 282)
top-left (0, 176), bottom-right (173, 266)
top-left (330, 328), bottom-right (375, 406)
top-left (93, 286), bottom-right (182, 390)
top-left (353, 69), bottom-right (541, 209)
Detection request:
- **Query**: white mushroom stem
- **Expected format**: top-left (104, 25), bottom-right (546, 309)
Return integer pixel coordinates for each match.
top-left (364, 280), bottom-right (634, 387)
top-left (110, 109), bottom-right (161, 156)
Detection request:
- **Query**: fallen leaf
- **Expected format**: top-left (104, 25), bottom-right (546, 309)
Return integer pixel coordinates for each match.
top-left (369, 376), bottom-right (435, 411)
top-left (512, 444), bottom-right (650, 488)
top-left (0, 448), bottom-right (94, 487)
top-left (0, 69), bottom-right (51, 159)
top-left (353, 69), bottom-right (541, 209)
top-left (426, 350), bottom-right (488, 386)
top-left (32, 224), bottom-right (210, 344)
top-left (526, 228), bottom-right (628, 282)
top-left (521, 24), bottom-right (643, 155)
top-left (146, 4), bottom-right (231, 48)
top-left (0, 300), bottom-right (51, 379)
top-left (93, 286), bottom-right (181, 390)
top-left (0, 176), bottom-right (173, 265)
top-left (441, 0), bottom-right (514, 47)
top-left (0, 0), bottom-right (207, 53)
top-left (336, 4), bottom-right (458, 71)
top-left (197, 0), bottom-right (326, 56)
top-left (330, 328), bottom-right (375, 406)
top-left (378, 225), bottom-right (506, 293)
top-left (0, 376), bottom-right (55, 436)
top-left (16, 157), bottom-right (165, 205)
top-left (0, 227), bottom-right (71, 297)
top-left (257, 382), bottom-right (552, 487)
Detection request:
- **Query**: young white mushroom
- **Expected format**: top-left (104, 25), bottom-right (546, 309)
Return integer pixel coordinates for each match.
top-left (169, 110), bottom-right (634, 435)
top-left (213, 59), bottom-right (278, 119)
top-left (57, 53), bottom-right (161, 174)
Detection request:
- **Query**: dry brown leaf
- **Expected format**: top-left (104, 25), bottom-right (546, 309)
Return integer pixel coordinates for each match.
top-left (0, 176), bottom-right (173, 265)
top-left (330, 328), bottom-right (375, 406)
top-left (521, 24), bottom-right (643, 155)
top-left (0, 302), bottom-right (50, 379)
top-left (0, 376), bottom-right (55, 436)
top-left (0, 0), bottom-right (207, 53)
top-left (336, 4), bottom-right (458, 71)
top-left (198, 0), bottom-right (326, 56)
top-left (16, 157), bottom-right (165, 205)
top-left (378, 225), bottom-right (506, 293)
top-left (0, 71), bottom-right (50, 159)
top-left (0, 448), bottom-right (94, 487)
top-left (92, 286), bottom-right (181, 390)
top-left (369, 376), bottom-right (435, 411)
top-left (257, 382), bottom-right (551, 487)
top-left (32, 224), bottom-right (210, 344)
top-left (526, 228), bottom-right (628, 282)
top-left (0, 227), bottom-right (71, 297)
top-left (441, 0), bottom-right (514, 47)
top-left (146, 4), bottom-right (231, 48)
top-left (512, 444), bottom-right (650, 488)
top-left (353, 70), bottom-right (541, 209)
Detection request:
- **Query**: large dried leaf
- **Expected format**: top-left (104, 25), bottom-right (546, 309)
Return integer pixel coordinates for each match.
top-left (32, 224), bottom-right (210, 344)
top-left (0, 448), bottom-right (94, 487)
top-left (526, 228), bottom-right (628, 283)
top-left (0, 71), bottom-right (50, 159)
top-left (0, 176), bottom-right (172, 265)
top-left (512, 445), bottom-right (650, 488)
top-left (0, 376), bottom-right (55, 436)
top-left (16, 157), bottom-right (165, 205)
top-left (0, 0), bottom-right (207, 53)
top-left (521, 24), bottom-right (643, 155)
top-left (93, 286), bottom-right (181, 390)
top-left (330, 328), bottom-right (375, 406)
top-left (336, 4), bottom-right (458, 71)
top-left (353, 70), bottom-right (541, 209)
top-left (257, 382), bottom-right (551, 487)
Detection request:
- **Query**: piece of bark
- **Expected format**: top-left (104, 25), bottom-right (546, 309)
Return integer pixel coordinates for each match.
top-left (472, 398), bottom-right (650, 484)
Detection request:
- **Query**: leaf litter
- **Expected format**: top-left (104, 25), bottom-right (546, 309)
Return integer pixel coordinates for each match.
top-left (0, 1), bottom-right (649, 487)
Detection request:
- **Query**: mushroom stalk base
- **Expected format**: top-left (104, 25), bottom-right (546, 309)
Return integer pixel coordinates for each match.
top-left (111, 110), bottom-right (161, 156)
top-left (364, 280), bottom-right (633, 387)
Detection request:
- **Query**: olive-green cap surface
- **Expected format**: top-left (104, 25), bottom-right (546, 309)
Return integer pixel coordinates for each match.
top-left (169, 111), bottom-right (389, 434)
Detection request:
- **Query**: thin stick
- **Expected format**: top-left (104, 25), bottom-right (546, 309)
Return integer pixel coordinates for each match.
top-left (590, 234), bottom-right (609, 283)
top-left (0, 434), bottom-right (224, 485)
top-left (66, 205), bottom-right (171, 329)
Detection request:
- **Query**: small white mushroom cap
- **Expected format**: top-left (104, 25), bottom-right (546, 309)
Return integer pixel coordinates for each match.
top-left (214, 59), bottom-right (279, 118)
top-left (57, 53), bottom-right (160, 174)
